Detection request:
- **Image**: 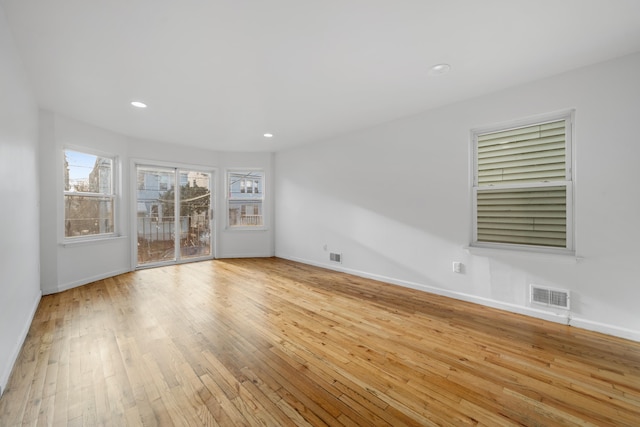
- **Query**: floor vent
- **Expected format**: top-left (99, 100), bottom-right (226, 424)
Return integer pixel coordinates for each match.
top-left (531, 285), bottom-right (570, 309)
top-left (329, 252), bottom-right (342, 263)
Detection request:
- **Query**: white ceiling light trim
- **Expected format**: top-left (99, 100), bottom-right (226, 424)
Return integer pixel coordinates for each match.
top-left (130, 101), bottom-right (147, 108)
top-left (428, 63), bottom-right (451, 76)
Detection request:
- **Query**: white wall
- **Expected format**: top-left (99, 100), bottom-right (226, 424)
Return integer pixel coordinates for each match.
top-left (217, 151), bottom-right (275, 258)
top-left (39, 112), bottom-right (275, 295)
top-left (39, 111), bottom-right (131, 294)
top-left (275, 52), bottom-right (640, 342)
top-left (0, 8), bottom-right (41, 394)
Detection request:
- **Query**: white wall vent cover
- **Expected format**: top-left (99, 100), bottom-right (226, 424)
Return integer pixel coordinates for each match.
top-left (530, 285), bottom-right (570, 309)
top-left (329, 252), bottom-right (342, 263)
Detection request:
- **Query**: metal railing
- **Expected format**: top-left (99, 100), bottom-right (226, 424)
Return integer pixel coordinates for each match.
top-left (137, 216), bottom-right (210, 264)
top-left (137, 217), bottom-right (188, 241)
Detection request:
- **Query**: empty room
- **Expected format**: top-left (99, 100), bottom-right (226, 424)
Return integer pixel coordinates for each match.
top-left (1, 1), bottom-right (640, 425)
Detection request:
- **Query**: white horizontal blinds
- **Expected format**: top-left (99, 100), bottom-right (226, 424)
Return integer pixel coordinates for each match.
top-left (477, 120), bottom-right (565, 185)
top-left (476, 186), bottom-right (567, 247)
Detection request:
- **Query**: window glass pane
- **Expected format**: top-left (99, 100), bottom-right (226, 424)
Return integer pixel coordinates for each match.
top-left (477, 120), bottom-right (565, 186)
top-left (136, 167), bottom-right (176, 264)
top-left (64, 149), bottom-right (115, 239)
top-left (64, 195), bottom-right (114, 237)
top-left (64, 150), bottom-right (112, 194)
top-left (228, 171), bottom-right (264, 227)
top-left (179, 171), bottom-right (211, 259)
top-left (476, 186), bottom-right (567, 247)
top-left (229, 201), bottom-right (263, 226)
top-left (472, 115), bottom-right (572, 251)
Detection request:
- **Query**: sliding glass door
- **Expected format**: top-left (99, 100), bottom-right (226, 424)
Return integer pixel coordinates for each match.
top-left (136, 165), bottom-right (213, 267)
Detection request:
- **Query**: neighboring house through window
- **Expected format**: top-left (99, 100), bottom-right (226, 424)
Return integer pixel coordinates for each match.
top-left (64, 149), bottom-right (116, 238)
top-left (471, 112), bottom-right (574, 253)
top-left (228, 171), bottom-right (264, 228)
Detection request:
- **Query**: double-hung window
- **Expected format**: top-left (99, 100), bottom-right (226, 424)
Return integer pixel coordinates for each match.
top-left (64, 149), bottom-right (116, 239)
top-left (471, 112), bottom-right (574, 253)
top-left (227, 170), bottom-right (265, 228)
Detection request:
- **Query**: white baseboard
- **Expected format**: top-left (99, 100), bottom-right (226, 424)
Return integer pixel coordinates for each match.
top-left (0, 290), bottom-right (41, 396)
top-left (570, 317), bottom-right (640, 342)
top-left (277, 254), bottom-right (639, 343)
top-left (43, 268), bottom-right (132, 295)
top-left (42, 256), bottom-right (275, 295)
top-left (217, 253), bottom-right (274, 259)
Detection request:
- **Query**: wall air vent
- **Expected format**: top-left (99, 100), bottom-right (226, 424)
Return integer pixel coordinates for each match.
top-left (531, 285), bottom-right (570, 309)
top-left (329, 252), bottom-right (342, 263)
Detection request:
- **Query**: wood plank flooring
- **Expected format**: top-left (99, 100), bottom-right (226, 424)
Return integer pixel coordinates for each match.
top-left (1, 257), bottom-right (639, 426)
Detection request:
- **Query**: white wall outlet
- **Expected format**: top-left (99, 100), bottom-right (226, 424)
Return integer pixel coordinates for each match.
top-left (452, 261), bottom-right (462, 273)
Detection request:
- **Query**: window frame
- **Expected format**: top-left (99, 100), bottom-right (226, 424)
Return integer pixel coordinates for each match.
top-left (226, 169), bottom-right (266, 230)
top-left (470, 111), bottom-right (575, 255)
top-left (62, 147), bottom-right (118, 242)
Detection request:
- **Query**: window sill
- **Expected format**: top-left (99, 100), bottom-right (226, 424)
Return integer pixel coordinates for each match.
top-left (464, 245), bottom-right (582, 264)
top-left (225, 227), bottom-right (269, 232)
top-left (60, 235), bottom-right (127, 248)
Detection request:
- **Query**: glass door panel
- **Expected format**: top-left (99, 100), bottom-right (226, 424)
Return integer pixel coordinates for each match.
top-left (178, 170), bottom-right (211, 259)
top-left (136, 166), bottom-right (177, 266)
top-left (136, 165), bottom-right (213, 267)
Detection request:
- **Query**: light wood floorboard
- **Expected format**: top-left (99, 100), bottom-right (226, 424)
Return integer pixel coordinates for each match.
top-left (1, 258), bottom-right (639, 426)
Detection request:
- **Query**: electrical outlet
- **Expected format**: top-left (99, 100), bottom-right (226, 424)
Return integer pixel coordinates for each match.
top-left (452, 262), bottom-right (462, 273)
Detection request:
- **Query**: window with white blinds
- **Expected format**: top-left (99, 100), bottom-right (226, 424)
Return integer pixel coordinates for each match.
top-left (472, 114), bottom-right (573, 251)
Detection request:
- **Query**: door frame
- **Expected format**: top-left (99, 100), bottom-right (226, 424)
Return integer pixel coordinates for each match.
top-left (131, 159), bottom-right (216, 269)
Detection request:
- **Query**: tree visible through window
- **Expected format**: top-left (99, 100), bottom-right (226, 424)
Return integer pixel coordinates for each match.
top-left (471, 114), bottom-right (573, 251)
top-left (64, 149), bottom-right (115, 238)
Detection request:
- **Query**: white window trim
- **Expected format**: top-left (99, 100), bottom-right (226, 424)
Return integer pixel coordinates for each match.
top-left (469, 110), bottom-right (576, 256)
top-left (226, 169), bottom-right (267, 231)
top-left (61, 146), bottom-right (120, 244)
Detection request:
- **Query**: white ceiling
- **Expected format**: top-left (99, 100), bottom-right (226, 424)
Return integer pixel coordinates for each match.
top-left (2, 1), bottom-right (640, 152)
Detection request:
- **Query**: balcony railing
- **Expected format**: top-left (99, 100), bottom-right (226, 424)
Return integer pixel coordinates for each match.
top-left (240, 215), bottom-right (263, 226)
top-left (137, 217), bottom-right (189, 241)
top-left (137, 216), bottom-right (210, 264)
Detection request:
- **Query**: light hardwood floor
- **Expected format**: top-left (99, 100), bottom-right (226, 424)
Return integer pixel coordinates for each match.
top-left (1, 258), bottom-right (639, 426)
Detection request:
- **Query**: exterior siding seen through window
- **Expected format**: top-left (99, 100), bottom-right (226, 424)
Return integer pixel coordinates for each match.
top-left (471, 113), bottom-right (573, 252)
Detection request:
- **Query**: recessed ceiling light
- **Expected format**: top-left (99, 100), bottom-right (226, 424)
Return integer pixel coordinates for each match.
top-left (263, 133), bottom-right (273, 138)
top-left (131, 101), bottom-right (147, 108)
top-left (428, 63), bottom-right (451, 76)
